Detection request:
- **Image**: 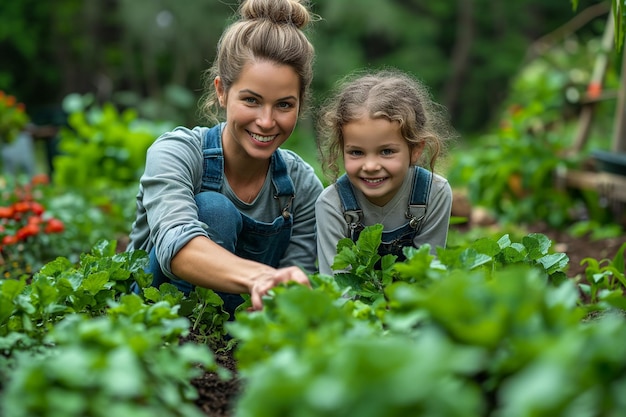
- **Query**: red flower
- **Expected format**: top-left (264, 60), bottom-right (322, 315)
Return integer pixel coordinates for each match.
top-left (30, 202), bottom-right (45, 216)
top-left (0, 206), bottom-right (14, 219)
top-left (44, 218), bottom-right (64, 234)
top-left (13, 201), bottom-right (30, 214)
top-left (31, 174), bottom-right (50, 186)
top-left (2, 235), bottom-right (18, 246)
top-left (16, 223), bottom-right (40, 240)
top-left (28, 215), bottom-right (43, 226)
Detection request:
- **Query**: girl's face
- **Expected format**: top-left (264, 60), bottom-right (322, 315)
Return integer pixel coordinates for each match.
top-left (342, 115), bottom-right (422, 206)
top-left (216, 60), bottom-right (300, 161)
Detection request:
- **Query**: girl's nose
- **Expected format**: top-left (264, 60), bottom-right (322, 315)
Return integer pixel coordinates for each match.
top-left (362, 157), bottom-right (381, 171)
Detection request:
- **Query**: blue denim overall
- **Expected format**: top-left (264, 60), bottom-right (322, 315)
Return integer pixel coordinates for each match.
top-left (336, 166), bottom-right (432, 262)
top-left (146, 123), bottom-right (295, 318)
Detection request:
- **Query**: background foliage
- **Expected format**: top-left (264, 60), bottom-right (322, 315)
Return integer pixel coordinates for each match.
top-left (0, 0), bottom-right (610, 135)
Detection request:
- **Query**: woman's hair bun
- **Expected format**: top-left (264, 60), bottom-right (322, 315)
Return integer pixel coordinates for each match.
top-left (239, 0), bottom-right (310, 29)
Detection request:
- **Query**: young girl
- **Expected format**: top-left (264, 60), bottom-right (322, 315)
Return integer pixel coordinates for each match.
top-left (127, 0), bottom-right (323, 315)
top-left (315, 68), bottom-right (455, 276)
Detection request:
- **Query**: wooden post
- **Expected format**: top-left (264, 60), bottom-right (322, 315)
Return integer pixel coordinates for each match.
top-left (613, 45), bottom-right (626, 153)
top-left (571, 14), bottom-right (614, 153)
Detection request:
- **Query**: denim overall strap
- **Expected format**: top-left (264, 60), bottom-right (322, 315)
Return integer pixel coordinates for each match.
top-left (405, 166), bottom-right (433, 233)
top-left (270, 150), bottom-right (296, 218)
top-left (335, 174), bottom-right (364, 241)
top-left (201, 123), bottom-right (225, 192)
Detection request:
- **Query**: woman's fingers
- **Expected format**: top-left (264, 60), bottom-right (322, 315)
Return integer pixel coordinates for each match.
top-left (249, 266), bottom-right (311, 310)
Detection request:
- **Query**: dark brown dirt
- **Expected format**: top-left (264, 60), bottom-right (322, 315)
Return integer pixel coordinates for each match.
top-left (192, 350), bottom-right (240, 417)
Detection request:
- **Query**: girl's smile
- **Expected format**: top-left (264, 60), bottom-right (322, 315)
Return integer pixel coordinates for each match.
top-left (343, 115), bottom-right (421, 206)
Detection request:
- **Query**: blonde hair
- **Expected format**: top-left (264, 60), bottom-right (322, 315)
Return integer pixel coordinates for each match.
top-left (200, 0), bottom-right (316, 123)
top-left (317, 68), bottom-right (456, 181)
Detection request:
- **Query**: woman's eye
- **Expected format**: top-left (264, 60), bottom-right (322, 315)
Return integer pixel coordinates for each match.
top-left (277, 101), bottom-right (295, 110)
top-left (244, 97), bottom-right (258, 104)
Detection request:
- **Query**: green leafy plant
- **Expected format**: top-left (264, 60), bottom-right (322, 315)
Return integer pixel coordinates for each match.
top-left (447, 115), bottom-right (578, 227)
top-left (446, 31), bottom-right (620, 228)
top-left (4, 215), bottom-right (626, 417)
top-left (145, 283), bottom-right (232, 350)
top-left (53, 94), bottom-right (171, 190)
top-left (330, 224), bottom-right (398, 303)
top-left (229, 225), bottom-right (626, 417)
top-left (42, 186), bottom-right (138, 262)
top-left (579, 242), bottom-right (626, 307)
top-left (0, 240), bottom-right (151, 359)
top-left (1, 311), bottom-right (215, 417)
top-left (228, 283), bottom-right (377, 373)
top-left (235, 331), bottom-right (486, 417)
top-left (568, 220), bottom-right (624, 240)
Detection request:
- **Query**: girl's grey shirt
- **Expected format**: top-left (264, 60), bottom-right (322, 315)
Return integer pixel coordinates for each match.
top-left (315, 168), bottom-right (452, 276)
top-left (127, 125), bottom-right (323, 278)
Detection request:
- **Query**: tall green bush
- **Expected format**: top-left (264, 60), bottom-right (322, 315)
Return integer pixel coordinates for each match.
top-left (53, 96), bottom-right (169, 190)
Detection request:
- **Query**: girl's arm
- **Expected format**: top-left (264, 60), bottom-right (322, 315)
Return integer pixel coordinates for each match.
top-left (315, 185), bottom-right (350, 275)
top-left (413, 175), bottom-right (453, 252)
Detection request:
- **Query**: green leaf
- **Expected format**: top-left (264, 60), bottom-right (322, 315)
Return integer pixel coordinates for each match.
top-left (471, 237), bottom-right (502, 257)
top-left (611, 242), bottom-right (626, 275)
top-left (499, 244), bottom-right (527, 263)
top-left (522, 233), bottom-right (552, 260)
top-left (497, 234), bottom-right (512, 249)
top-left (536, 253), bottom-right (569, 275)
top-left (82, 271), bottom-right (110, 295)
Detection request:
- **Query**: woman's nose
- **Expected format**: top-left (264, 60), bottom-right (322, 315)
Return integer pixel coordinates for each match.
top-left (256, 106), bottom-right (276, 129)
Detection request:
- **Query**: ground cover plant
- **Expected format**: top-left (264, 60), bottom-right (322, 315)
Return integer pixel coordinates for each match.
top-left (0, 224), bottom-right (625, 417)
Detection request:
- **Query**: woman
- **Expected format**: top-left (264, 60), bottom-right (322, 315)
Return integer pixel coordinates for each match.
top-left (127, 0), bottom-right (323, 315)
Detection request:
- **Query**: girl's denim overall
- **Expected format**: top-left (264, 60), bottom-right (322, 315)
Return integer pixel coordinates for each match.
top-left (145, 124), bottom-right (295, 318)
top-left (335, 166), bottom-right (432, 263)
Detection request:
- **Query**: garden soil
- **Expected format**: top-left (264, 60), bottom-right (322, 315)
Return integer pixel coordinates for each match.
top-left (189, 224), bottom-right (626, 417)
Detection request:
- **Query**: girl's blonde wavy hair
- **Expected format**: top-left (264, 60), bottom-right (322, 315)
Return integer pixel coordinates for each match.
top-left (317, 68), bottom-right (457, 181)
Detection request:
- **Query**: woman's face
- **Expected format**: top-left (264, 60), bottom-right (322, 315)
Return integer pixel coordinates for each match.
top-left (216, 60), bottom-right (301, 161)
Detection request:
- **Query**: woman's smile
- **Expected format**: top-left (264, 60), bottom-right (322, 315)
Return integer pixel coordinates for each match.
top-left (248, 130), bottom-right (278, 144)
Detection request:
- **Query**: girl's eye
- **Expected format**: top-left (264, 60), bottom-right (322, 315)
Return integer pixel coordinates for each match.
top-left (381, 149), bottom-right (395, 156)
top-left (347, 150), bottom-right (363, 157)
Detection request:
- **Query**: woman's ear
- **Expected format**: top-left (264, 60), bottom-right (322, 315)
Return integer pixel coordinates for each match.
top-left (410, 141), bottom-right (425, 165)
top-left (214, 76), bottom-right (225, 107)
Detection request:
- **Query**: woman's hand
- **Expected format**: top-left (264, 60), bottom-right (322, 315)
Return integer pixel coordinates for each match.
top-left (248, 266), bottom-right (311, 310)
top-left (171, 237), bottom-right (311, 310)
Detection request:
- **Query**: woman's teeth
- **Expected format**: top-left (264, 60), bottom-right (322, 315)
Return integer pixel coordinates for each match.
top-left (250, 132), bottom-right (275, 143)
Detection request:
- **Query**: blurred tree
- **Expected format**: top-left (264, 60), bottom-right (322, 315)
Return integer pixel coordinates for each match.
top-left (0, 0), bottom-right (610, 134)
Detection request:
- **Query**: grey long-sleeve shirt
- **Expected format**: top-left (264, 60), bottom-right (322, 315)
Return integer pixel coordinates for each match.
top-left (315, 168), bottom-right (452, 276)
top-left (127, 125), bottom-right (323, 278)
